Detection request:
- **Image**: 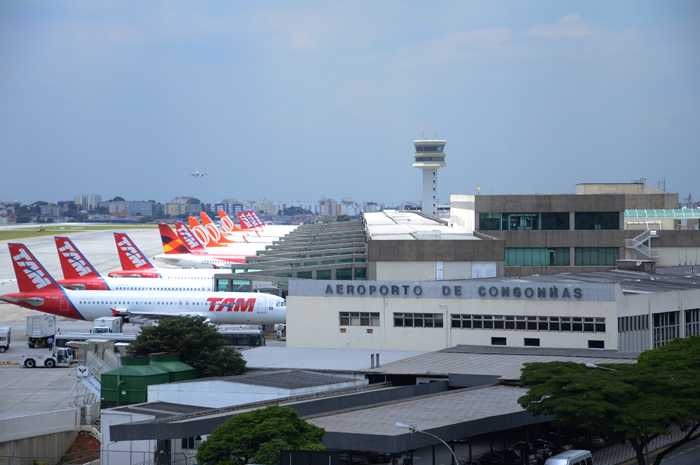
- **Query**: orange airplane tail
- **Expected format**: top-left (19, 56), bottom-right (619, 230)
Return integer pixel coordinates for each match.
top-left (218, 210), bottom-right (246, 232)
top-left (186, 217), bottom-right (226, 248)
top-left (159, 223), bottom-right (195, 254)
top-left (200, 212), bottom-right (237, 243)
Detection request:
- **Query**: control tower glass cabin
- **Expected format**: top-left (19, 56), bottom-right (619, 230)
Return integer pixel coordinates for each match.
top-left (412, 139), bottom-right (447, 217)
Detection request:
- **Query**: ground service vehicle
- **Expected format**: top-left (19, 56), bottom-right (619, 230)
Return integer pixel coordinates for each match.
top-left (93, 316), bottom-right (123, 334)
top-left (0, 327), bottom-right (10, 352)
top-left (219, 328), bottom-right (265, 349)
top-left (20, 346), bottom-right (76, 368)
top-left (26, 315), bottom-right (56, 348)
top-left (544, 450), bottom-right (592, 465)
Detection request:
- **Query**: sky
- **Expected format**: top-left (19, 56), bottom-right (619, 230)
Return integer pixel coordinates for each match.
top-left (1, 1), bottom-right (699, 206)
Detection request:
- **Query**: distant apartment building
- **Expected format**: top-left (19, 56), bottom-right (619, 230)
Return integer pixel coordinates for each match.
top-left (165, 203), bottom-right (186, 216)
top-left (319, 198), bottom-right (338, 218)
top-left (362, 202), bottom-right (380, 213)
top-left (170, 197), bottom-right (193, 205)
top-left (341, 203), bottom-right (361, 217)
top-left (207, 203), bottom-right (243, 216)
top-left (185, 204), bottom-right (203, 215)
top-left (102, 201), bottom-right (153, 216)
top-left (74, 194), bottom-right (102, 210)
top-left (40, 205), bottom-right (63, 220)
top-left (291, 201), bottom-right (320, 215)
top-left (256, 198), bottom-right (279, 215)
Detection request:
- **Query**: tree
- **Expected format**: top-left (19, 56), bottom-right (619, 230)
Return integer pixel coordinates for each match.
top-left (322, 216), bottom-right (333, 224)
top-left (282, 206), bottom-right (312, 216)
top-left (196, 405), bottom-right (325, 465)
top-left (128, 316), bottom-right (246, 378)
top-left (186, 197), bottom-right (201, 205)
top-left (336, 214), bottom-right (351, 222)
top-left (108, 196), bottom-right (125, 202)
top-left (518, 336), bottom-right (700, 465)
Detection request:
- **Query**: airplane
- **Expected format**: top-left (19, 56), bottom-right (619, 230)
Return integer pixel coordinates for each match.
top-left (108, 232), bottom-right (224, 279)
top-left (152, 224), bottom-right (248, 268)
top-left (54, 236), bottom-right (215, 291)
top-left (1, 243), bottom-right (286, 325)
top-left (187, 171), bottom-right (209, 177)
top-left (189, 215), bottom-right (238, 245)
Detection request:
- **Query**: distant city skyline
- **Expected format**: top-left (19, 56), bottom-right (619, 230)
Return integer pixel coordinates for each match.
top-left (1, 2), bottom-right (698, 205)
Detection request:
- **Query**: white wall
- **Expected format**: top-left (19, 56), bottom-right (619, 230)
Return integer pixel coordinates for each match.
top-left (450, 195), bottom-right (475, 233)
top-left (656, 247), bottom-right (700, 267)
top-left (287, 295), bottom-right (618, 351)
top-left (0, 409), bottom-right (79, 442)
top-left (101, 410), bottom-right (156, 465)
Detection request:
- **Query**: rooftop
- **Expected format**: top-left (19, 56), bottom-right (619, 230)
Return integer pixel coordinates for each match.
top-left (365, 211), bottom-right (478, 241)
top-left (169, 370), bottom-right (358, 389)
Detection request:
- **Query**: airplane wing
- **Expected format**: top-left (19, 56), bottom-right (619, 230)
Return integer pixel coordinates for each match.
top-left (115, 309), bottom-right (211, 319)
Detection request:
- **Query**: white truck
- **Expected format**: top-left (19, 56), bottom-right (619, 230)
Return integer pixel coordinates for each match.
top-left (20, 346), bottom-right (76, 368)
top-left (92, 316), bottom-right (123, 334)
top-left (26, 315), bottom-right (57, 348)
top-left (0, 327), bottom-right (10, 353)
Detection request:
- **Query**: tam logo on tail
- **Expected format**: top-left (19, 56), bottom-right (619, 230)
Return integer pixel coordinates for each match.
top-left (238, 212), bottom-right (255, 229)
top-left (57, 240), bottom-right (93, 277)
top-left (117, 237), bottom-right (147, 268)
top-left (176, 223), bottom-right (202, 250)
top-left (13, 247), bottom-right (52, 289)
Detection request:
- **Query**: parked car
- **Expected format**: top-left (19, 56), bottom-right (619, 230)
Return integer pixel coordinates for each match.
top-left (340, 453), bottom-right (370, 465)
top-left (477, 452), bottom-right (516, 465)
top-left (509, 441), bottom-right (551, 462)
top-left (367, 452), bottom-right (391, 464)
top-left (539, 432), bottom-right (573, 452)
top-left (535, 439), bottom-right (571, 456)
top-left (571, 435), bottom-right (604, 448)
top-left (501, 447), bottom-right (537, 465)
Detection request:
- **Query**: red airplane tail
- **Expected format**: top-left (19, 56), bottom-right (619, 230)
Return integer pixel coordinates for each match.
top-left (199, 212), bottom-right (237, 243)
top-left (250, 212), bottom-right (267, 228)
top-left (7, 243), bottom-right (62, 292)
top-left (237, 211), bottom-right (257, 230)
top-left (54, 237), bottom-right (102, 280)
top-left (158, 224), bottom-right (194, 255)
top-left (218, 210), bottom-right (245, 232)
top-left (174, 222), bottom-right (210, 253)
top-left (113, 233), bottom-right (157, 270)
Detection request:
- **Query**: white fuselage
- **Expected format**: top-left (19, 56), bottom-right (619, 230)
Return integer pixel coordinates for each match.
top-left (152, 253), bottom-right (242, 269)
top-left (68, 289), bottom-right (286, 325)
top-left (62, 276), bottom-right (216, 292)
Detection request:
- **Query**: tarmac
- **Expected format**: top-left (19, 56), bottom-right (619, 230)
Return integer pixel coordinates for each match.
top-left (0, 227), bottom-right (162, 420)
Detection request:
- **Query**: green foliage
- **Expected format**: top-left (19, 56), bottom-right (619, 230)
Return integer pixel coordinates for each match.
top-left (322, 216), bottom-right (333, 224)
top-left (186, 197), bottom-right (201, 205)
top-left (519, 336), bottom-right (700, 465)
top-left (108, 196), bottom-right (125, 202)
top-left (128, 316), bottom-right (246, 378)
top-left (336, 214), bottom-right (351, 222)
top-left (196, 405), bottom-right (325, 465)
top-left (282, 206), bottom-right (312, 216)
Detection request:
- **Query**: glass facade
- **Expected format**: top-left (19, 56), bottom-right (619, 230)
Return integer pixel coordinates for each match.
top-left (316, 270), bottom-right (331, 280)
top-left (340, 312), bottom-right (380, 326)
top-left (575, 247), bottom-right (619, 266)
top-left (574, 212), bottom-right (619, 230)
top-left (415, 157), bottom-right (445, 162)
top-left (394, 313), bottom-right (444, 328)
top-left (354, 267), bottom-right (367, 280)
top-left (505, 248), bottom-right (570, 266)
top-left (451, 314), bottom-right (606, 333)
top-left (296, 271), bottom-right (312, 279)
top-left (686, 309), bottom-right (700, 337)
top-left (653, 311), bottom-right (679, 348)
top-left (335, 268), bottom-right (352, 280)
top-left (479, 212), bottom-right (569, 231)
top-left (414, 145), bottom-right (444, 153)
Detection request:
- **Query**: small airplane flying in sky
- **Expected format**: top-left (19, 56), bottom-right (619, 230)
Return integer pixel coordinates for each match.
top-left (187, 171), bottom-right (209, 177)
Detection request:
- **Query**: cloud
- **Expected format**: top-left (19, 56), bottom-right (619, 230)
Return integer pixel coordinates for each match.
top-left (528, 12), bottom-right (595, 40)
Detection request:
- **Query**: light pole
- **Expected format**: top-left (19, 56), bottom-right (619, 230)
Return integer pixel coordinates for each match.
top-left (585, 363), bottom-right (617, 372)
top-left (395, 422), bottom-right (460, 465)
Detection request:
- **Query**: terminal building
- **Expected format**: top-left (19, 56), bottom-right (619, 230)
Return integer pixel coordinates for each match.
top-left (214, 182), bottom-right (700, 354)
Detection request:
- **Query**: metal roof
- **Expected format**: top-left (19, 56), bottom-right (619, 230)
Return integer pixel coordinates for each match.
top-left (365, 349), bottom-right (637, 381)
top-left (242, 347), bottom-right (428, 372)
top-left (625, 209), bottom-right (700, 219)
top-left (106, 401), bottom-right (212, 419)
top-left (210, 370), bottom-right (359, 389)
top-left (466, 265), bottom-right (700, 294)
top-left (364, 211), bottom-right (478, 241)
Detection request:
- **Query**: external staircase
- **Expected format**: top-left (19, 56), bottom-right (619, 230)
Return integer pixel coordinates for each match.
top-left (625, 228), bottom-right (660, 259)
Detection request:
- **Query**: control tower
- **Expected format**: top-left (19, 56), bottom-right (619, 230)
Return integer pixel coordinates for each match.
top-left (412, 139), bottom-right (447, 217)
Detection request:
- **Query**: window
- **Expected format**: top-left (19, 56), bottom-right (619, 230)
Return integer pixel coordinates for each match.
top-left (296, 271), bottom-right (312, 279)
top-left (340, 312), bottom-right (379, 327)
top-left (354, 268), bottom-right (367, 280)
top-left (653, 311), bottom-right (680, 348)
top-left (451, 314), bottom-right (605, 333)
top-left (505, 248), bottom-right (570, 266)
top-left (492, 337), bottom-right (507, 346)
top-left (575, 247), bottom-right (619, 266)
top-left (588, 340), bottom-right (605, 349)
top-left (524, 338), bottom-right (540, 347)
top-left (316, 270), bottom-right (331, 280)
top-left (394, 313), bottom-right (442, 328)
top-left (478, 212), bottom-right (569, 231)
top-left (575, 212), bottom-right (620, 230)
top-left (336, 268), bottom-right (352, 280)
top-left (686, 309), bottom-right (700, 337)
